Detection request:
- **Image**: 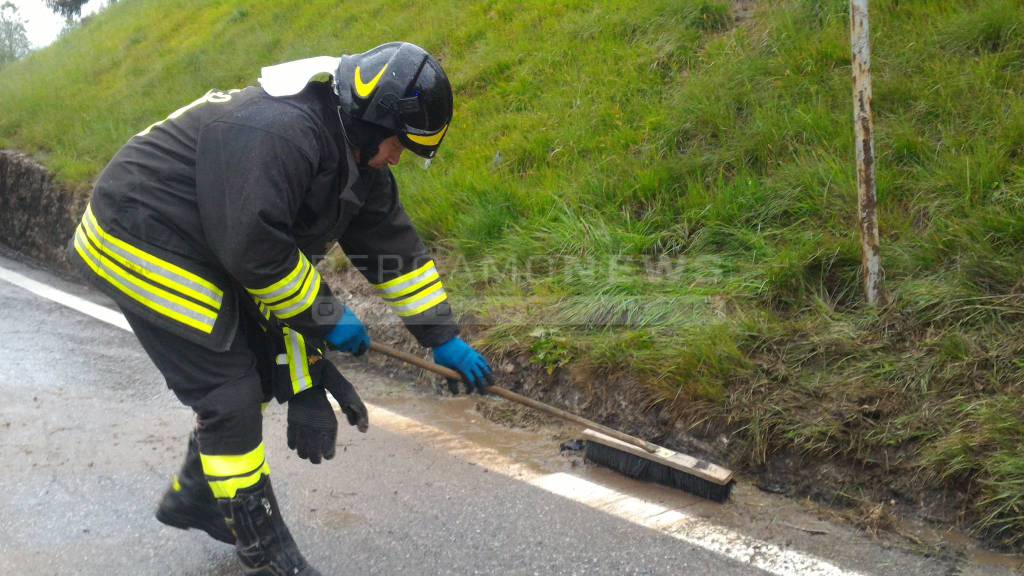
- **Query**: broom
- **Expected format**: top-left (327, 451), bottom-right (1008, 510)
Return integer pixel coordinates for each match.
top-left (369, 342), bottom-right (734, 502)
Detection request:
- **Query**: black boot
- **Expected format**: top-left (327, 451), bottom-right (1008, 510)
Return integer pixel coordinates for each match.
top-left (218, 475), bottom-right (321, 576)
top-left (155, 433), bottom-right (235, 544)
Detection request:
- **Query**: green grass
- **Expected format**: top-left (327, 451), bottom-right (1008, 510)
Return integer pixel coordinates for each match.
top-left (3, 0), bottom-right (1024, 547)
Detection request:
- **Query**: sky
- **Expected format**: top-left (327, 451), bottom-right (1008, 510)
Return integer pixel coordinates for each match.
top-left (6, 0), bottom-right (108, 49)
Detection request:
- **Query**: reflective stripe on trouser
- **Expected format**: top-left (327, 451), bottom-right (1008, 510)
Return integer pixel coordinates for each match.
top-left (201, 442), bottom-right (271, 499)
top-left (73, 205), bottom-right (222, 334)
top-left (247, 252), bottom-right (322, 320)
top-left (373, 260), bottom-right (448, 317)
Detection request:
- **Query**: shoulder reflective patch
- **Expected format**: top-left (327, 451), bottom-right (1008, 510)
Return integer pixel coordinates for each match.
top-left (406, 124), bottom-right (448, 147)
top-left (354, 63), bottom-right (389, 99)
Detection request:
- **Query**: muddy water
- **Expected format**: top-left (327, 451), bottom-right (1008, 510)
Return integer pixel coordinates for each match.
top-left (338, 356), bottom-right (1024, 576)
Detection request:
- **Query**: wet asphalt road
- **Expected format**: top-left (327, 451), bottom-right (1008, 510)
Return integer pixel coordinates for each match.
top-left (0, 254), bottom-right (766, 576)
top-left (0, 252), bottom-right (1017, 576)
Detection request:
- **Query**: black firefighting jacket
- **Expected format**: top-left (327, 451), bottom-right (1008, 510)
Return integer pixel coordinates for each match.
top-left (68, 82), bottom-right (458, 357)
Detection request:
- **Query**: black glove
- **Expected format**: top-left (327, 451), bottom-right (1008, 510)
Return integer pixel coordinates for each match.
top-left (287, 387), bottom-right (337, 464)
top-left (321, 360), bottom-right (369, 433)
top-left (287, 363), bottom-right (368, 464)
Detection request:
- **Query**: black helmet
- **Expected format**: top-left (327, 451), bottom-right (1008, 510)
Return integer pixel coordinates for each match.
top-left (334, 42), bottom-right (453, 159)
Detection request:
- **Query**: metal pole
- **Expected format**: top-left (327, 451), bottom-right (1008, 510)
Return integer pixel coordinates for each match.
top-left (850, 0), bottom-right (885, 306)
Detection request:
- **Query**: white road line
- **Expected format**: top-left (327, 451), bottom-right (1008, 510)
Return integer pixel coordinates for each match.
top-left (0, 265), bottom-right (132, 331)
top-left (368, 405), bottom-right (867, 576)
top-left (0, 262), bottom-right (865, 576)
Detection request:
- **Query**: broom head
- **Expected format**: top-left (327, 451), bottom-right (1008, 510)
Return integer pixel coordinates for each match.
top-left (583, 429), bottom-right (734, 502)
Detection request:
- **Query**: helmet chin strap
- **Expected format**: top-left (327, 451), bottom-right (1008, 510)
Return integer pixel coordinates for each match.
top-left (338, 110), bottom-right (394, 167)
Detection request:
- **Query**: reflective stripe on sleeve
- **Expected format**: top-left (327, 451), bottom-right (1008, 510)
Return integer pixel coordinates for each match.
top-left (73, 227), bottom-right (217, 334)
top-left (386, 280), bottom-right (448, 317)
top-left (373, 261), bottom-right (440, 299)
top-left (272, 266), bottom-right (321, 319)
top-left (248, 255), bottom-right (309, 302)
top-left (82, 206), bottom-right (223, 309)
top-left (258, 301), bottom-right (272, 321)
top-left (247, 253), bottom-right (322, 320)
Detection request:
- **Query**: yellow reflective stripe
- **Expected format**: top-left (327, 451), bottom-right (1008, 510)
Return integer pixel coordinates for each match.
top-left (374, 261), bottom-right (437, 294)
top-left (406, 124), bottom-right (448, 147)
top-left (374, 262), bottom-right (440, 299)
top-left (264, 265), bottom-right (313, 311)
top-left (74, 228), bottom-right (216, 333)
top-left (398, 291), bottom-right (448, 317)
top-left (283, 329), bottom-right (312, 395)
top-left (78, 223), bottom-right (220, 324)
top-left (273, 267), bottom-right (321, 319)
top-left (199, 443), bottom-right (266, 478)
top-left (83, 206), bottom-right (223, 306)
top-left (171, 475), bottom-right (182, 493)
top-left (77, 226), bottom-right (217, 322)
top-left (354, 64), bottom-right (388, 99)
top-left (248, 254), bottom-right (308, 299)
top-left (207, 462), bottom-right (270, 499)
top-left (388, 281), bottom-right (448, 317)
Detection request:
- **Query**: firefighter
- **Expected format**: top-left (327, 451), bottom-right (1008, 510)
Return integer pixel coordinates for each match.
top-left (68, 42), bottom-right (493, 575)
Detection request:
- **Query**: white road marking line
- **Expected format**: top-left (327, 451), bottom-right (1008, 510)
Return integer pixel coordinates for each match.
top-left (0, 265), bottom-right (133, 331)
top-left (367, 404), bottom-right (867, 576)
top-left (0, 262), bottom-right (865, 576)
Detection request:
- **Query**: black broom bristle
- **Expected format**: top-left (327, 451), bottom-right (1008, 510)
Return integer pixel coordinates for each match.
top-left (584, 439), bottom-right (733, 502)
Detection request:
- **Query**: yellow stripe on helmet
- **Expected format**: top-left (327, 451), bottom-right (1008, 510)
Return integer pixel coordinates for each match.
top-left (406, 124), bottom-right (448, 147)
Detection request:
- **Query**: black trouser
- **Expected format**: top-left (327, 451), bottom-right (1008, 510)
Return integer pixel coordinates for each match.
top-left (123, 306), bottom-right (275, 497)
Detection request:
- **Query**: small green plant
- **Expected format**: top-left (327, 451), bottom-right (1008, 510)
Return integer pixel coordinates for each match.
top-left (528, 329), bottom-right (573, 375)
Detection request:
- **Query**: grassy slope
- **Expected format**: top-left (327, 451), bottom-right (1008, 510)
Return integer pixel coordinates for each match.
top-left (2, 0), bottom-right (1023, 545)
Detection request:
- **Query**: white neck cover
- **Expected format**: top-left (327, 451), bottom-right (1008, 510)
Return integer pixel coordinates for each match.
top-left (258, 56), bottom-right (341, 97)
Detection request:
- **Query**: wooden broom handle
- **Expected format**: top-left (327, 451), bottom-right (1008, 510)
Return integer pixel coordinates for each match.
top-left (369, 341), bottom-right (658, 453)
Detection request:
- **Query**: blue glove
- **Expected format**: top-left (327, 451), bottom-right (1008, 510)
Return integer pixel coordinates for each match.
top-left (432, 337), bottom-right (494, 394)
top-left (325, 307), bottom-right (370, 356)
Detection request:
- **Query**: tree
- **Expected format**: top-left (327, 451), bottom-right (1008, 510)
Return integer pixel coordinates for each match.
top-left (45, 0), bottom-right (90, 21)
top-left (0, 1), bottom-right (30, 67)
